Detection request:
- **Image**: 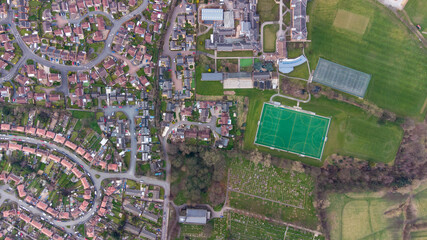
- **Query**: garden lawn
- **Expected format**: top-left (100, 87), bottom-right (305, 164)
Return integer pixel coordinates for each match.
top-left (263, 24), bottom-right (279, 52)
top-left (70, 110), bottom-right (102, 134)
top-left (195, 60), bottom-right (223, 96)
top-left (240, 58), bottom-right (253, 67)
top-left (196, 29), bottom-right (214, 55)
top-left (257, 0), bottom-right (279, 23)
top-left (307, 0), bottom-right (427, 118)
top-left (217, 51), bottom-right (254, 57)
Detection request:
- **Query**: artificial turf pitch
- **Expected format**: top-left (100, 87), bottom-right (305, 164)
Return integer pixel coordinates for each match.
top-left (255, 103), bottom-right (330, 160)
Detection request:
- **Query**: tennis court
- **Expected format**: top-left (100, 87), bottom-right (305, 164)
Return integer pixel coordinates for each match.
top-left (255, 103), bottom-right (331, 160)
top-left (312, 58), bottom-right (371, 98)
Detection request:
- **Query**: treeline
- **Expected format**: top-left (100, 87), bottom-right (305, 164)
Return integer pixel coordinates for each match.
top-left (169, 144), bottom-right (227, 206)
top-left (312, 119), bottom-right (427, 193)
top-left (309, 118), bottom-right (427, 239)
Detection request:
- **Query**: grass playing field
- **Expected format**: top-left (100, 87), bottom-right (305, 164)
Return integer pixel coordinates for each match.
top-left (404, 0), bottom-right (427, 27)
top-left (244, 92), bottom-right (403, 165)
top-left (239, 58), bottom-right (253, 68)
top-left (255, 103), bottom-right (330, 160)
top-left (263, 24), bottom-right (279, 53)
top-left (333, 9), bottom-right (370, 34)
top-left (307, 0), bottom-right (427, 118)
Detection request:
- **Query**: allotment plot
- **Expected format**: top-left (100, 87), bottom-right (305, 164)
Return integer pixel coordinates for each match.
top-left (255, 103), bottom-right (330, 160)
top-left (313, 58), bottom-right (371, 98)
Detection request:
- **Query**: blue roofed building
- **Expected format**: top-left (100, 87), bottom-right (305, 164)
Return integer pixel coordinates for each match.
top-left (278, 55), bottom-right (307, 73)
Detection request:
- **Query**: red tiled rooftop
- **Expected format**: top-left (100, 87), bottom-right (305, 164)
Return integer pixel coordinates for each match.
top-left (19, 213), bottom-right (31, 223)
top-left (17, 184), bottom-right (26, 197)
top-left (81, 177), bottom-right (90, 189)
top-left (8, 143), bottom-right (22, 151)
top-left (22, 146), bottom-right (36, 154)
top-left (79, 200), bottom-right (89, 211)
top-left (30, 219), bottom-right (43, 230)
top-left (53, 134), bottom-right (66, 144)
top-left (64, 140), bottom-right (78, 150)
top-left (76, 147), bottom-right (86, 156)
top-left (41, 227), bottom-right (53, 237)
top-left (48, 154), bottom-right (61, 163)
top-left (46, 131), bottom-right (56, 139)
top-left (36, 201), bottom-right (48, 210)
top-left (72, 167), bottom-right (83, 178)
top-left (25, 127), bottom-right (36, 135)
top-left (0, 123), bottom-right (10, 130)
top-left (36, 128), bottom-right (46, 136)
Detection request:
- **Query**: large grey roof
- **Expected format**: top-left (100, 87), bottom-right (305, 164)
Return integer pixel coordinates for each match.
top-left (185, 209), bottom-right (207, 224)
top-left (201, 9), bottom-right (224, 21)
top-left (226, 72), bottom-right (252, 79)
top-left (201, 73), bottom-right (223, 81)
top-left (223, 11), bottom-right (234, 29)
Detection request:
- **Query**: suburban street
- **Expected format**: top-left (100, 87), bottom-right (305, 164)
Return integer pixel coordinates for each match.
top-left (161, 0), bottom-right (194, 91)
top-left (0, 1), bottom-right (172, 239)
top-left (0, 0), bottom-right (150, 84)
top-left (0, 132), bottom-right (170, 239)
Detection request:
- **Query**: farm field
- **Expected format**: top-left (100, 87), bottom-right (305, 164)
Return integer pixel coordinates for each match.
top-left (307, 0), bottom-right (427, 118)
top-left (404, 0), bottom-right (427, 27)
top-left (327, 180), bottom-right (427, 240)
top-left (263, 24), bottom-right (279, 52)
top-left (178, 211), bottom-right (323, 240)
top-left (326, 192), bottom-right (405, 240)
top-left (244, 94), bottom-right (403, 165)
top-left (228, 159), bottom-right (318, 228)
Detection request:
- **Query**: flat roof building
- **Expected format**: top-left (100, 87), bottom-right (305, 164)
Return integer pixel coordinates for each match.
top-left (223, 11), bottom-right (234, 29)
top-left (201, 73), bottom-right (224, 81)
top-left (179, 209), bottom-right (209, 225)
top-left (201, 9), bottom-right (224, 21)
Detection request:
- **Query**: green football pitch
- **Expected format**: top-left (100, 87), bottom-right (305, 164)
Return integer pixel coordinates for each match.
top-left (255, 103), bottom-right (331, 160)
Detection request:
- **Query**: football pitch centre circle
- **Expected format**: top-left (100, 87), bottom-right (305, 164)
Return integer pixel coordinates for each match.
top-left (254, 103), bottom-right (331, 160)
